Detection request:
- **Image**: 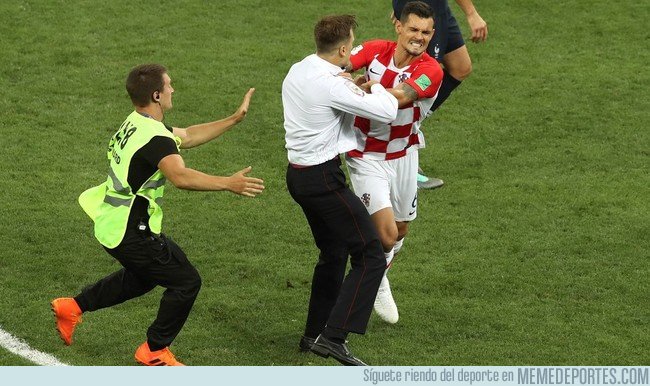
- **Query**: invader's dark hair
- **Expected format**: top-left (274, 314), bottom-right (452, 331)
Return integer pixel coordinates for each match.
top-left (314, 14), bottom-right (358, 54)
top-left (125, 64), bottom-right (167, 107)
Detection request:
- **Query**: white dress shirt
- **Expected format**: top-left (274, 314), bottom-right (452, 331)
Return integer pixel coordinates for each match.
top-left (283, 54), bottom-right (398, 166)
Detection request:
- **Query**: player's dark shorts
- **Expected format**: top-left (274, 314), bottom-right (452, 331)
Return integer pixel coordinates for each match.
top-left (429, 2), bottom-right (465, 62)
top-left (393, 0), bottom-right (466, 62)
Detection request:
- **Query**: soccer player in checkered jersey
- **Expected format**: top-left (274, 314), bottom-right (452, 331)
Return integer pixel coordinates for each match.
top-left (394, 0), bottom-right (488, 189)
top-left (344, 1), bottom-right (443, 324)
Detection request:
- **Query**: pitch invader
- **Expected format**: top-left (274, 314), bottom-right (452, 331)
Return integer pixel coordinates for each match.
top-left (345, 1), bottom-right (443, 323)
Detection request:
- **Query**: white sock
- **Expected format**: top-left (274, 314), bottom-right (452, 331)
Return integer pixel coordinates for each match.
top-left (384, 248), bottom-right (395, 272)
top-left (394, 238), bottom-right (404, 254)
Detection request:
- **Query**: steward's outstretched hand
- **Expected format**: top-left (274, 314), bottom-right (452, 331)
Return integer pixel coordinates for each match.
top-left (234, 88), bottom-right (256, 123)
top-left (229, 166), bottom-right (264, 197)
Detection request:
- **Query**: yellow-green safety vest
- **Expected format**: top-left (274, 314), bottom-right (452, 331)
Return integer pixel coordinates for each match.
top-left (79, 111), bottom-right (181, 248)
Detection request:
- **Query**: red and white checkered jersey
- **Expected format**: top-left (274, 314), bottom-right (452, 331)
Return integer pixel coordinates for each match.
top-left (348, 40), bottom-right (443, 160)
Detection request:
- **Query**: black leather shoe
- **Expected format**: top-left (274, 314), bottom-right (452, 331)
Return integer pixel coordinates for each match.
top-left (299, 335), bottom-right (316, 352)
top-left (310, 335), bottom-right (368, 366)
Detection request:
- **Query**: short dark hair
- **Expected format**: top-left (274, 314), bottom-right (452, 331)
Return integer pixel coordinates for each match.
top-left (125, 63), bottom-right (167, 107)
top-left (314, 14), bottom-right (358, 54)
top-left (398, 1), bottom-right (434, 23)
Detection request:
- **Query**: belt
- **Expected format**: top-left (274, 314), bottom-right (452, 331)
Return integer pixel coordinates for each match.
top-left (289, 156), bottom-right (340, 169)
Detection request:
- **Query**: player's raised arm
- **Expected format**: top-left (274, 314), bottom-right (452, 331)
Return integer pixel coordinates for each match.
top-left (173, 88), bottom-right (255, 149)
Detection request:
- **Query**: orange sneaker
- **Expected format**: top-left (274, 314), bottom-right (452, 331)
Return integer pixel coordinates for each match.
top-left (50, 298), bottom-right (82, 346)
top-left (135, 342), bottom-right (185, 366)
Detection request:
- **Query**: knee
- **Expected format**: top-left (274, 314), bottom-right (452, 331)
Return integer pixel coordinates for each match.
top-left (361, 238), bottom-right (387, 270)
top-left (193, 272), bottom-right (202, 291)
top-left (186, 271), bottom-right (202, 297)
top-left (449, 60), bottom-right (472, 81)
top-left (397, 228), bottom-right (409, 241)
top-left (316, 244), bottom-right (348, 265)
top-left (378, 226), bottom-right (398, 252)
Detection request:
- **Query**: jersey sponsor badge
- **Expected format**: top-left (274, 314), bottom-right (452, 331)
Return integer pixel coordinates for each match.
top-left (345, 81), bottom-right (365, 97)
top-left (351, 44), bottom-right (363, 55)
top-left (414, 74), bottom-right (431, 91)
top-left (361, 193), bottom-right (371, 207)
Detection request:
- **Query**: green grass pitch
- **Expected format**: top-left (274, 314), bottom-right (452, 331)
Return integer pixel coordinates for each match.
top-left (0, 0), bottom-right (647, 365)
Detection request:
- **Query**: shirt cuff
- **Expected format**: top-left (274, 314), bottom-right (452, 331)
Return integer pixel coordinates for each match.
top-left (370, 83), bottom-right (387, 94)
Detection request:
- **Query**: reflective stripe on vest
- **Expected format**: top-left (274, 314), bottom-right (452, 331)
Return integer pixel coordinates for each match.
top-left (142, 177), bottom-right (167, 190)
top-left (103, 195), bottom-right (132, 207)
top-left (107, 167), bottom-right (131, 196)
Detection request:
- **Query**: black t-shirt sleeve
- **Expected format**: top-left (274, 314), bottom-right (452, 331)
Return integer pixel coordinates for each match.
top-left (139, 136), bottom-right (179, 168)
top-left (127, 130), bottom-right (178, 192)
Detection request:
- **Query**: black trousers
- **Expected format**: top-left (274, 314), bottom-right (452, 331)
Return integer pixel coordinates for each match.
top-left (75, 229), bottom-right (202, 350)
top-left (286, 157), bottom-right (385, 336)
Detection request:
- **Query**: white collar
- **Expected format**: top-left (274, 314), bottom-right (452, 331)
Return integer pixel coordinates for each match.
top-left (309, 54), bottom-right (345, 75)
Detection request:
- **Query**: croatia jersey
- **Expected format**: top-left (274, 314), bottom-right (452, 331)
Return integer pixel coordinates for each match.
top-left (348, 40), bottom-right (443, 160)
